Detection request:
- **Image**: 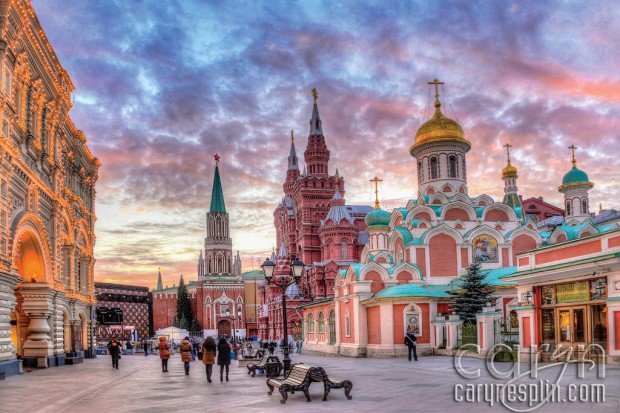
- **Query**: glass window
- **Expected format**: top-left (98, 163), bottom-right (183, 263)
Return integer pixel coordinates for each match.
top-left (541, 309), bottom-right (555, 343)
top-left (591, 305), bottom-right (607, 346)
top-left (559, 309), bottom-right (570, 341)
top-left (449, 156), bottom-right (456, 178)
top-left (582, 199), bottom-right (588, 215)
top-left (566, 201), bottom-right (571, 216)
top-left (318, 312), bottom-right (325, 332)
top-left (430, 157), bottom-right (438, 179)
top-left (308, 314), bottom-right (315, 333)
top-left (573, 308), bottom-right (585, 343)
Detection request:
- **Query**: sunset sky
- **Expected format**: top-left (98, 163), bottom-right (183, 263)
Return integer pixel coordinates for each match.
top-left (32, 1), bottom-right (620, 289)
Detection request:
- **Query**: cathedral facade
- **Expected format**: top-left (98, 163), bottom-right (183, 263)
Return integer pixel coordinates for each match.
top-left (0, 0), bottom-right (99, 377)
top-left (298, 81), bottom-right (619, 358)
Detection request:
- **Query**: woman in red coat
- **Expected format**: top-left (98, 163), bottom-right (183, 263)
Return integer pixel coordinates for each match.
top-left (158, 336), bottom-right (171, 373)
top-left (201, 336), bottom-right (217, 382)
top-left (180, 336), bottom-right (193, 375)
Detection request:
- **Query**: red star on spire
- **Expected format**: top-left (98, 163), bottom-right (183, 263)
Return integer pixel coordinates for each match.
top-left (214, 153), bottom-right (220, 163)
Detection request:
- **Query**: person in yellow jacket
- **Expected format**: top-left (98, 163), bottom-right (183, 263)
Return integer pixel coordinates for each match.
top-left (180, 336), bottom-right (193, 375)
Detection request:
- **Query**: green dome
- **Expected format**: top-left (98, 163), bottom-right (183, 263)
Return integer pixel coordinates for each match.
top-left (562, 166), bottom-right (590, 186)
top-left (365, 208), bottom-right (391, 227)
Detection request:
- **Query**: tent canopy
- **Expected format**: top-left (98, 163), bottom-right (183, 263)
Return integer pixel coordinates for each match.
top-left (155, 326), bottom-right (189, 342)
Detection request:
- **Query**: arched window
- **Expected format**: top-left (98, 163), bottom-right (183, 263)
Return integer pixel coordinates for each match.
top-left (418, 161), bottom-right (423, 182)
top-left (566, 201), bottom-right (571, 216)
top-left (341, 241), bottom-right (347, 259)
top-left (318, 312), bottom-right (325, 332)
top-left (307, 314), bottom-right (315, 333)
top-left (328, 311), bottom-right (336, 345)
top-left (582, 198), bottom-right (588, 215)
top-left (449, 155), bottom-right (456, 178)
top-left (430, 157), bottom-right (438, 179)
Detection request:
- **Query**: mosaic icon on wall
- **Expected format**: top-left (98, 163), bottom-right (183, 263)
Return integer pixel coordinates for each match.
top-left (472, 235), bottom-right (498, 263)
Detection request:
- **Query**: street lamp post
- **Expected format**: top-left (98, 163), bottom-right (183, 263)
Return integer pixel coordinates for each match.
top-left (225, 307), bottom-right (243, 343)
top-left (261, 257), bottom-right (305, 375)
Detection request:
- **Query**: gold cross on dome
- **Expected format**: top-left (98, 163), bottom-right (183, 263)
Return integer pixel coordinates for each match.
top-left (568, 145), bottom-right (577, 166)
top-left (503, 143), bottom-right (512, 162)
top-left (370, 176), bottom-right (383, 209)
top-left (428, 78), bottom-right (444, 104)
top-left (311, 87), bottom-right (318, 103)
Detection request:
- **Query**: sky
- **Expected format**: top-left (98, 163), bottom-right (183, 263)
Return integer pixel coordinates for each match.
top-left (31, 0), bottom-right (620, 289)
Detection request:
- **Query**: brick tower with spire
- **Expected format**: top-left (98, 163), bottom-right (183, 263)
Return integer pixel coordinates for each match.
top-left (195, 155), bottom-right (245, 338)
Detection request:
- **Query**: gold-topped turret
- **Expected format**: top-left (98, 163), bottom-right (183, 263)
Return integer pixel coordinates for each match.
top-left (502, 143), bottom-right (518, 177)
top-left (410, 79), bottom-right (469, 155)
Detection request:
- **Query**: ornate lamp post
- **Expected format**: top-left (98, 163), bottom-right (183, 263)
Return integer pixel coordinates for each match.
top-left (261, 257), bottom-right (304, 374)
top-left (225, 307), bottom-right (243, 343)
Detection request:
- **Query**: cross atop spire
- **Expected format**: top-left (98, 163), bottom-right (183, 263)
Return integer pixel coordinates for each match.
top-left (312, 87), bottom-right (318, 104)
top-left (568, 144), bottom-right (577, 167)
top-left (291, 130), bottom-right (294, 143)
top-left (309, 87), bottom-right (323, 135)
top-left (288, 130), bottom-right (299, 171)
top-left (370, 176), bottom-right (383, 209)
top-left (428, 78), bottom-right (445, 108)
top-left (503, 143), bottom-right (512, 163)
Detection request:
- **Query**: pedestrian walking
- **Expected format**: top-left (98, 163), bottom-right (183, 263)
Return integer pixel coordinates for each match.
top-left (180, 336), bottom-right (193, 375)
top-left (143, 339), bottom-right (149, 356)
top-left (217, 337), bottom-right (231, 382)
top-left (405, 332), bottom-right (418, 361)
top-left (107, 337), bottom-right (121, 369)
top-left (126, 340), bottom-right (133, 355)
top-left (201, 336), bottom-right (217, 383)
top-left (158, 336), bottom-right (171, 372)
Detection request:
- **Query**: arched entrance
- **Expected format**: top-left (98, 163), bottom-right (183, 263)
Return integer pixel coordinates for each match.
top-left (15, 232), bottom-right (46, 283)
top-left (217, 320), bottom-right (231, 337)
top-left (79, 312), bottom-right (88, 350)
top-left (63, 311), bottom-right (72, 352)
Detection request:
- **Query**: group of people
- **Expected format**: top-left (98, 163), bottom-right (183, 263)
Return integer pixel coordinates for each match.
top-left (157, 336), bottom-right (232, 382)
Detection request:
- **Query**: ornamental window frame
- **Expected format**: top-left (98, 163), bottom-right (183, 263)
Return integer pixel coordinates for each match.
top-left (307, 313), bottom-right (315, 333)
top-left (318, 311), bottom-right (325, 333)
top-left (403, 303), bottom-right (422, 337)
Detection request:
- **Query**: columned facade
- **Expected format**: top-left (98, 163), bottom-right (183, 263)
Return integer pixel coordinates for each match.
top-left (0, 0), bottom-right (99, 378)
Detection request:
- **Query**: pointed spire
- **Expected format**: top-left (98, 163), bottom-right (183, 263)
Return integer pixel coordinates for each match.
top-left (309, 87), bottom-right (323, 135)
top-left (270, 246), bottom-right (276, 262)
top-left (302, 165), bottom-right (307, 176)
top-left (210, 154), bottom-right (226, 212)
top-left (156, 268), bottom-right (163, 290)
top-left (288, 130), bottom-right (299, 170)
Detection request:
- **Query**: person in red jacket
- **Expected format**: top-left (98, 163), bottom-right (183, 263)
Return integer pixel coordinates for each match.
top-left (158, 336), bottom-right (171, 372)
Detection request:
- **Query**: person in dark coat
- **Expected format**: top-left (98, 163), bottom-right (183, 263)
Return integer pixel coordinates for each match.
top-left (217, 337), bottom-right (231, 382)
top-left (405, 332), bottom-right (418, 361)
top-left (202, 336), bottom-right (217, 382)
top-left (180, 336), bottom-right (193, 375)
top-left (107, 337), bottom-right (121, 369)
top-left (143, 340), bottom-right (149, 356)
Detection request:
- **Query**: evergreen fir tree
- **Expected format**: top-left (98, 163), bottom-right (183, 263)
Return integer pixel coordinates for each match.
top-left (451, 262), bottom-right (495, 324)
top-left (176, 275), bottom-right (193, 327)
top-left (190, 317), bottom-right (201, 332)
top-left (172, 315), bottom-right (179, 328)
top-left (179, 314), bottom-right (189, 330)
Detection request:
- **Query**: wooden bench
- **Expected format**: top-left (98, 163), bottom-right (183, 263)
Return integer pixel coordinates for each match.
top-left (266, 364), bottom-right (317, 404)
top-left (309, 366), bottom-right (353, 401)
top-left (247, 355), bottom-right (282, 377)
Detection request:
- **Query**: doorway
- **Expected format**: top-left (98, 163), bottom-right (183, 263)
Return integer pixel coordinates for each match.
top-left (556, 306), bottom-right (587, 358)
top-left (217, 320), bottom-right (231, 338)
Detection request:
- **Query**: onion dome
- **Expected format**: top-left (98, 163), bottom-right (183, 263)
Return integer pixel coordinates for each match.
top-left (561, 166), bottom-right (590, 186)
top-left (559, 146), bottom-right (593, 190)
top-left (502, 144), bottom-right (518, 177)
top-left (365, 207), bottom-right (391, 227)
top-left (410, 80), bottom-right (470, 156)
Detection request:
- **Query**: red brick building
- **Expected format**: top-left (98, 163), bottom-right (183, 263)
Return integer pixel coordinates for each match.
top-left (521, 196), bottom-right (564, 222)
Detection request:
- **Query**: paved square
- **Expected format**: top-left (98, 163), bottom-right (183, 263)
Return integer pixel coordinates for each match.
top-left (0, 354), bottom-right (618, 413)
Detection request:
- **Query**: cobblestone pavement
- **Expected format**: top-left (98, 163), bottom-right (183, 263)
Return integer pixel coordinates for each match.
top-left (0, 353), bottom-right (618, 413)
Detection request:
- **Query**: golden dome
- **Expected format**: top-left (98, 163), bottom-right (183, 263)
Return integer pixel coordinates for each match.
top-left (502, 161), bottom-right (518, 177)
